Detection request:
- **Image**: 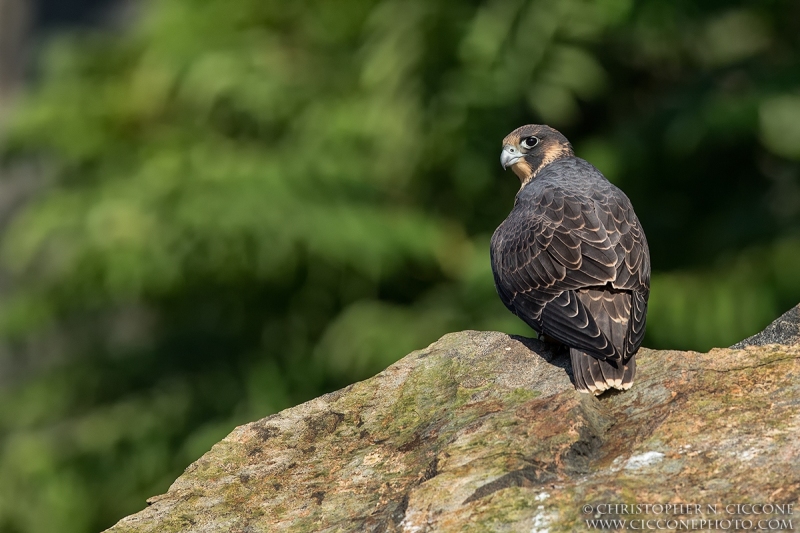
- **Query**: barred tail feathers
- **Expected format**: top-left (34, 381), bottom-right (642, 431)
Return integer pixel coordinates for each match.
top-left (570, 348), bottom-right (636, 395)
top-left (570, 289), bottom-right (637, 395)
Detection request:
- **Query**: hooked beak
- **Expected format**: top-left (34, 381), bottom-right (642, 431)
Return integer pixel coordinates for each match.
top-left (500, 145), bottom-right (521, 170)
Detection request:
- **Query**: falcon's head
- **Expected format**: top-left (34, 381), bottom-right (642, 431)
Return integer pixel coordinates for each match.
top-left (500, 125), bottom-right (574, 184)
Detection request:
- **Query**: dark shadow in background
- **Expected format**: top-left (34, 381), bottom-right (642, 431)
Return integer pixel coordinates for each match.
top-left (35, 0), bottom-right (120, 29)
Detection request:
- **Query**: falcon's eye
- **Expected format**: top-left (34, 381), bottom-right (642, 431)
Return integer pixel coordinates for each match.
top-left (521, 136), bottom-right (539, 149)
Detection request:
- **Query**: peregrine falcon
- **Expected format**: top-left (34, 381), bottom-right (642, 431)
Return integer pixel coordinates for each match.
top-left (491, 125), bottom-right (650, 394)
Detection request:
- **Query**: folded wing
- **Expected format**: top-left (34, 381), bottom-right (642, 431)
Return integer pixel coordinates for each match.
top-left (491, 182), bottom-right (650, 363)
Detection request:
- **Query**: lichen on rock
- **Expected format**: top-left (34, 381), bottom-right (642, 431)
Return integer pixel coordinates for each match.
top-left (106, 306), bottom-right (800, 532)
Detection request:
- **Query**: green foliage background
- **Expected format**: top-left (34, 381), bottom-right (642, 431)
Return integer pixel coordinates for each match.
top-left (0, 0), bottom-right (799, 530)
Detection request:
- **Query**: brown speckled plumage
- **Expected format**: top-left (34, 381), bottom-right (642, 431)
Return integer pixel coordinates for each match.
top-left (492, 125), bottom-right (650, 394)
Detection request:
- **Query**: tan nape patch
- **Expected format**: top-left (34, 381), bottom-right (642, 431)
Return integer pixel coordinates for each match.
top-left (537, 144), bottom-right (573, 175)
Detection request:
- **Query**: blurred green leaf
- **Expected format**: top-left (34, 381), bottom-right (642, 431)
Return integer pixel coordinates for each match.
top-left (760, 95), bottom-right (800, 160)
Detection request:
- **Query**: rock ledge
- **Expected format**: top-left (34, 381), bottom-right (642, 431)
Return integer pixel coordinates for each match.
top-left (106, 307), bottom-right (800, 532)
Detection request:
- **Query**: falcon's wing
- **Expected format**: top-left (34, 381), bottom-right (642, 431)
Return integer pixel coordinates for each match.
top-left (491, 183), bottom-right (649, 362)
